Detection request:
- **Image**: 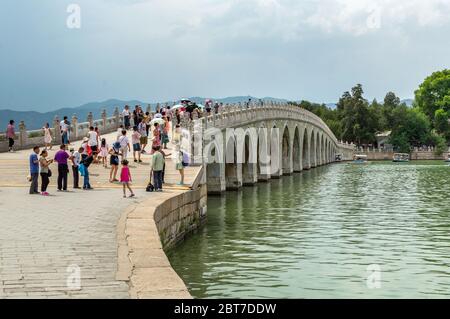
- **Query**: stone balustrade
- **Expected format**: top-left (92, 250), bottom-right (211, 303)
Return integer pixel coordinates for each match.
top-left (0, 107), bottom-right (124, 152)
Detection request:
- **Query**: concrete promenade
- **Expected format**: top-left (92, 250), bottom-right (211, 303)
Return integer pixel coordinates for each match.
top-left (0, 131), bottom-right (199, 298)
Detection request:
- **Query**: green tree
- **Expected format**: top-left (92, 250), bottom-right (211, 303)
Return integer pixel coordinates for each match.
top-left (434, 108), bottom-right (450, 139)
top-left (337, 84), bottom-right (376, 145)
top-left (389, 106), bottom-right (434, 151)
top-left (415, 69), bottom-right (450, 121)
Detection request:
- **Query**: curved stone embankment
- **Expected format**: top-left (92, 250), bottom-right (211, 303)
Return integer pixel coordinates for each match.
top-left (116, 184), bottom-right (207, 299)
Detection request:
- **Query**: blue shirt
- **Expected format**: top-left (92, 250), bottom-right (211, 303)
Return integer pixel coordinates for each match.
top-left (30, 153), bottom-right (39, 174)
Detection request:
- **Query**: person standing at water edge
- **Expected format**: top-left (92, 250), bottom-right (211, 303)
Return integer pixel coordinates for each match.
top-left (151, 146), bottom-right (165, 192)
top-left (54, 144), bottom-right (71, 191)
top-left (6, 120), bottom-right (15, 152)
top-left (29, 146), bottom-right (40, 194)
top-left (39, 149), bottom-right (53, 196)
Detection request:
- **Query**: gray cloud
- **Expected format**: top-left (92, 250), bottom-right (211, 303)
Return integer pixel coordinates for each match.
top-left (1, 0), bottom-right (449, 111)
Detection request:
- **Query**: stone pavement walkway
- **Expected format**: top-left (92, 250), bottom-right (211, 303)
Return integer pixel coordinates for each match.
top-left (0, 131), bottom-right (199, 298)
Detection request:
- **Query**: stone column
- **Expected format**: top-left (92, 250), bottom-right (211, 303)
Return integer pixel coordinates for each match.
top-left (71, 114), bottom-right (78, 140)
top-left (225, 163), bottom-right (243, 190)
top-left (242, 162), bottom-right (258, 185)
top-left (114, 107), bottom-right (120, 128)
top-left (87, 112), bottom-right (93, 128)
top-left (19, 121), bottom-right (27, 148)
top-left (53, 116), bottom-right (61, 145)
top-left (206, 162), bottom-right (226, 194)
top-left (101, 109), bottom-right (107, 130)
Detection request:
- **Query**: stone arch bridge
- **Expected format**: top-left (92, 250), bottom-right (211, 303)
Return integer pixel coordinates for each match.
top-left (181, 103), bottom-right (355, 194)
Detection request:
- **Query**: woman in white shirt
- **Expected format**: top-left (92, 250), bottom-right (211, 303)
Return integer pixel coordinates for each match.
top-left (122, 106), bottom-right (131, 129)
top-left (118, 130), bottom-right (130, 160)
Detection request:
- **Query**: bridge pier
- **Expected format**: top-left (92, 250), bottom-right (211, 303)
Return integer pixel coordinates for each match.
top-left (206, 163), bottom-right (226, 194)
top-left (242, 163), bottom-right (258, 185)
top-left (225, 163), bottom-right (243, 190)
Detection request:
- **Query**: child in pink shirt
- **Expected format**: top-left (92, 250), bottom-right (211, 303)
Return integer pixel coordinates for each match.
top-left (120, 159), bottom-right (135, 198)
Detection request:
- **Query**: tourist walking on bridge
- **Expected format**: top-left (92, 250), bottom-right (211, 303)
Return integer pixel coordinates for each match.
top-left (6, 120), bottom-right (15, 152)
top-left (54, 144), bottom-right (71, 192)
top-left (39, 149), bottom-right (53, 196)
top-left (151, 122), bottom-right (161, 154)
top-left (151, 146), bottom-right (165, 192)
top-left (122, 106), bottom-right (131, 130)
top-left (29, 146), bottom-right (40, 194)
top-left (132, 126), bottom-right (142, 163)
top-left (71, 147), bottom-right (81, 189)
top-left (138, 120), bottom-right (148, 154)
top-left (60, 117), bottom-right (70, 145)
top-left (43, 123), bottom-right (53, 150)
top-left (88, 126), bottom-right (99, 162)
top-left (118, 130), bottom-right (131, 160)
top-left (109, 142), bottom-right (120, 183)
top-left (120, 159), bottom-right (135, 198)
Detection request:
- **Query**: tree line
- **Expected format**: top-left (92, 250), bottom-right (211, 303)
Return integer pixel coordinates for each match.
top-left (290, 69), bottom-right (450, 154)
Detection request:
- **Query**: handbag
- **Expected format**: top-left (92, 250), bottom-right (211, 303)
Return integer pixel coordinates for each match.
top-left (47, 168), bottom-right (52, 178)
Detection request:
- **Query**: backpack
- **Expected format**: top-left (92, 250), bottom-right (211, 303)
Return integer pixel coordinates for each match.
top-left (83, 155), bottom-right (94, 168)
top-left (146, 182), bottom-right (155, 192)
top-left (78, 163), bottom-right (86, 177)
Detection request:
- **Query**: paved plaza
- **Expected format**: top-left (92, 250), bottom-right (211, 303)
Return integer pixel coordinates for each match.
top-left (0, 132), bottom-right (197, 298)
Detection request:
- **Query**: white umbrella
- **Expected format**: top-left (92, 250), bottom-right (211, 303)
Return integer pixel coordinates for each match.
top-left (171, 104), bottom-right (184, 110)
top-left (150, 118), bottom-right (165, 125)
top-left (153, 113), bottom-right (162, 119)
top-left (197, 104), bottom-right (205, 109)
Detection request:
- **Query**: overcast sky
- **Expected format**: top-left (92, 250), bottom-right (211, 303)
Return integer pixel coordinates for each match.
top-left (1, 0), bottom-right (449, 111)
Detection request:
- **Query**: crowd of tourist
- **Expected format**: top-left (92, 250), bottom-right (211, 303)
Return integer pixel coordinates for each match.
top-left (4, 100), bottom-right (201, 197)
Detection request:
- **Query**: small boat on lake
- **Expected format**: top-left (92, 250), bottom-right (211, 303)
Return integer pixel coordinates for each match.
top-left (445, 154), bottom-right (450, 163)
top-left (393, 153), bottom-right (410, 163)
top-left (352, 154), bottom-right (368, 164)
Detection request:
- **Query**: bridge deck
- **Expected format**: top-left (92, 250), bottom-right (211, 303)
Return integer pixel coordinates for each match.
top-left (0, 131), bottom-right (200, 298)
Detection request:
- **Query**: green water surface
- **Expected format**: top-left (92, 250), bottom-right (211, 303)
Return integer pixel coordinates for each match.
top-left (167, 161), bottom-right (450, 298)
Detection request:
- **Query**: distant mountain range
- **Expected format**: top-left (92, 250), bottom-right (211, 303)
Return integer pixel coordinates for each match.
top-left (0, 96), bottom-right (414, 130)
top-left (0, 96), bottom-right (288, 130)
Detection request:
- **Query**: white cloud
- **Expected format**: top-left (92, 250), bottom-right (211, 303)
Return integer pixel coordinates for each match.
top-left (116, 0), bottom-right (450, 38)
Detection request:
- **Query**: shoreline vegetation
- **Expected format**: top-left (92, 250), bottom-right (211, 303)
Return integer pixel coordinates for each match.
top-left (289, 69), bottom-right (450, 156)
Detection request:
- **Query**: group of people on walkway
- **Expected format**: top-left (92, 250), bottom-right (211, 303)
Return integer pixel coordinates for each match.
top-left (25, 105), bottom-right (188, 198)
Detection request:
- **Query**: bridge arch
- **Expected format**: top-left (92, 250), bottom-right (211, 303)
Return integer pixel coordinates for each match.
top-left (281, 124), bottom-right (292, 175)
top-left (293, 126), bottom-right (301, 172)
top-left (302, 127), bottom-right (310, 170)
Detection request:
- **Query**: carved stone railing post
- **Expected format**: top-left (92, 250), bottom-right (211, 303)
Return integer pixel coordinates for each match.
top-left (146, 104), bottom-right (151, 113)
top-left (87, 112), bottom-right (93, 128)
top-left (53, 116), bottom-right (61, 144)
top-left (113, 107), bottom-right (120, 128)
top-left (101, 109), bottom-right (107, 129)
top-left (71, 114), bottom-right (78, 140)
top-left (19, 121), bottom-right (26, 148)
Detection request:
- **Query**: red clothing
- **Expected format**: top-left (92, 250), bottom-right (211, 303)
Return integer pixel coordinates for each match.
top-left (6, 124), bottom-right (15, 138)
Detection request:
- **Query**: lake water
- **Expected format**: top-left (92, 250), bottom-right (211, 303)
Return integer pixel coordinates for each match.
top-left (167, 161), bottom-right (450, 298)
